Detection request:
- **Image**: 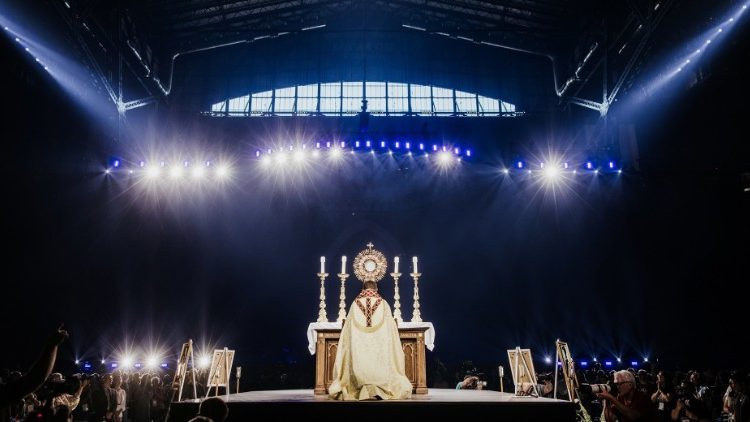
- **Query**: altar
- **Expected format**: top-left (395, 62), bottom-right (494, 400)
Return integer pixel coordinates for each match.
top-left (307, 321), bottom-right (435, 395)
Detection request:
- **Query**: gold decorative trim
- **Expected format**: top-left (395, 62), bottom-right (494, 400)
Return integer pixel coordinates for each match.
top-left (352, 242), bottom-right (388, 283)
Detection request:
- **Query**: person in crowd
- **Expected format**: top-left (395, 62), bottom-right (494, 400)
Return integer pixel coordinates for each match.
top-left (670, 380), bottom-right (710, 421)
top-left (50, 373), bottom-right (89, 412)
top-left (113, 374), bottom-right (126, 422)
top-left (651, 370), bottom-right (675, 422)
top-left (597, 369), bottom-right (657, 422)
top-left (0, 326), bottom-right (68, 420)
top-left (723, 371), bottom-right (748, 422)
top-left (192, 397), bottom-right (228, 422)
top-left (456, 374), bottom-right (484, 390)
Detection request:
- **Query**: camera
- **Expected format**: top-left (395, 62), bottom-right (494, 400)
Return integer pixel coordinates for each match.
top-left (36, 377), bottom-right (82, 401)
top-left (580, 383), bottom-right (618, 395)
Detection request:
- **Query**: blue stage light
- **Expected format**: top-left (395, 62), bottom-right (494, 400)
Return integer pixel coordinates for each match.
top-left (316, 142), bottom-right (321, 148)
top-left (381, 141), bottom-right (386, 148)
top-left (580, 361), bottom-right (588, 367)
top-left (516, 161), bottom-right (524, 169)
top-left (113, 159), bottom-right (120, 168)
top-left (83, 363), bottom-right (92, 369)
top-left (631, 361), bottom-right (638, 366)
top-left (355, 141), bottom-right (360, 148)
top-left (586, 162), bottom-right (593, 170)
top-left (604, 361), bottom-right (613, 367)
top-left (419, 143), bottom-right (425, 150)
top-left (326, 141), bottom-right (331, 148)
top-left (466, 150), bottom-right (471, 157)
top-left (432, 145), bottom-right (438, 152)
top-left (393, 141), bottom-right (398, 149)
top-left (609, 161), bottom-right (615, 169)
top-left (405, 142), bottom-right (411, 149)
top-left (365, 140), bottom-right (371, 148)
top-left (563, 162), bottom-right (569, 169)
top-left (454, 147), bottom-right (459, 155)
top-left (161, 363), bottom-right (168, 368)
top-left (502, 168), bottom-right (509, 175)
top-left (111, 363), bottom-right (118, 368)
top-left (255, 150), bottom-right (261, 158)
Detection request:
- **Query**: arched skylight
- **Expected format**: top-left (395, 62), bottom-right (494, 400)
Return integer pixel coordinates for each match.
top-left (207, 82), bottom-right (520, 117)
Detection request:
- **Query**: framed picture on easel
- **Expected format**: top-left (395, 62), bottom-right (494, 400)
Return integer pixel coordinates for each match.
top-left (205, 347), bottom-right (235, 398)
top-left (507, 347), bottom-right (539, 397)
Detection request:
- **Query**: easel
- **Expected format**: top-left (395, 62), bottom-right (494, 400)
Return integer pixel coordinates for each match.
top-left (507, 347), bottom-right (539, 397)
top-left (205, 347), bottom-right (235, 399)
top-left (554, 339), bottom-right (592, 422)
top-left (171, 340), bottom-right (198, 403)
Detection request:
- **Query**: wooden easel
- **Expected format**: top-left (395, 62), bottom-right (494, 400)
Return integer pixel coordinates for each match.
top-left (507, 347), bottom-right (539, 397)
top-left (554, 339), bottom-right (592, 422)
top-left (171, 339), bottom-right (198, 402)
top-left (205, 347), bottom-right (235, 399)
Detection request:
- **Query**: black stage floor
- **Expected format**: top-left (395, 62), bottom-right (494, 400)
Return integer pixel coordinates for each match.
top-left (167, 389), bottom-right (577, 421)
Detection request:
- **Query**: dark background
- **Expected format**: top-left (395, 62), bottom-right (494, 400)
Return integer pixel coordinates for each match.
top-left (1, 0), bottom-right (748, 388)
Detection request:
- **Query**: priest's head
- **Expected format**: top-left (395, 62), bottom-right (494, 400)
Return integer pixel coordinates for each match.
top-left (363, 281), bottom-right (378, 290)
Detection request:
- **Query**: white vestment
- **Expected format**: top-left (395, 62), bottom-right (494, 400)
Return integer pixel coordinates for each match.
top-left (328, 288), bottom-right (413, 400)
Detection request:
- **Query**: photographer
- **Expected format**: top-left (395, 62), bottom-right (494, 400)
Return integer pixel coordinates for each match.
top-left (48, 373), bottom-right (90, 412)
top-left (670, 381), bottom-right (710, 422)
top-left (597, 370), bottom-right (657, 422)
top-left (456, 374), bottom-right (486, 390)
top-left (723, 371), bottom-right (748, 422)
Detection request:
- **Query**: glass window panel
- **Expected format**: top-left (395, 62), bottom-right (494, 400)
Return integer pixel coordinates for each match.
top-left (320, 82), bottom-right (341, 97)
top-left (501, 101), bottom-right (516, 113)
top-left (365, 82), bottom-right (386, 98)
top-left (455, 90), bottom-right (474, 98)
top-left (275, 87), bottom-right (295, 97)
top-left (211, 101), bottom-right (226, 113)
top-left (342, 97), bottom-right (362, 114)
top-left (368, 97), bottom-right (386, 113)
top-left (320, 96), bottom-right (341, 115)
top-left (433, 97), bottom-right (453, 113)
top-left (388, 83), bottom-right (408, 98)
top-left (456, 97), bottom-right (477, 114)
top-left (478, 96), bottom-right (499, 114)
top-left (297, 84), bottom-right (318, 97)
top-left (387, 97), bottom-right (408, 113)
top-left (275, 97), bottom-right (295, 113)
top-left (342, 82), bottom-right (363, 98)
top-left (250, 90), bottom-right (273, 114)
top-left (297, 97), bottom-right (317, 113)
top-left (411, 97), bottom-right (431, 114)
top-left (410, 84), bottom-right (430, 98)
top-left (432, 87), bottom-right (452, 98)
top-left (228, 95), bottom-right (249, 114)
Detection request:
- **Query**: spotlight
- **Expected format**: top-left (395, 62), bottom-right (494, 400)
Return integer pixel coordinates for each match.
top-left (316, 142), bottom-right (321, 148)
top-left (454, 147), bottom-right (460, 155)
top-left (198, 354), bottom-right (211, 369)
top-left (326, 141), bottom-right (331, 148)
top-left (160, 363), bottom-right (168, 368)
top-left (255, 150), bottom-right (261, 158)
top-left (631, 361), bottom-right (638, 367)
top-left (419, 143), bottom-right (424, 150)
top-left (261, 155), bottom-right (271, 165)
top-left (643, 357), bottom-right (649, 363)
top-left (563, 162), bottom-right (569, 169)
top-left (395, 141), bottom-right (400, 149)
top-left (580, 361), bottom-right (588, 367)
top-left (146, 356), bottom-right (159, 369)
top-left (502, 168), bottom-right (509, 175)
top-left (101, 359), bottom-right (106, 364)
top-left (609, 161), bottom-right (615, 169)
top-left (293, 150), bottom-right (305, 162)
top-left (216, 165), bottom-right (230, 179)
top-left (312, 150), bottom-right (320, 158)
top-left (355, 141), bottom-right (360, 148)
top-left (339, 141), bottom-right (346, 148)
top-left (594, 169), bottom-right (599, 174)
top-left (466, 150), bottom-right (472, 157)
top-left (371, 150), bottom-right (375, 155)
top-left (432, 145), bottom-right (438, 152)
top-left (365, 140), bottom-right (371, 148)
top-left (145, 166), bottom-right (160, 179)
top-left (330, 148), bottom-right (343, 160)
top-left (121, 356), bottom-right (133, 368)
top-left (436, 151), bottom-right (453, 167)
top-left (381, 141), bottom-right (386, 148)
top-left (593, 357), bottom-right (598, 362)
top-left (139, 161), bottom-right (146, 168)
top-left (516, 161), bottom-right (524, 169)
top-left (586, 162), bottom-right (593, 170)
top-left (543, 165), bottom-right (560, 181)
top-left (192, 166), bottom-right (206, 179)
top-left (169, 166), bottom-right (183, 179)
top-left (113, 160), bottom-right (120, 168)
top-left (75, 359), bottom-right (80, 365)
top-left (545, 356), bottom-right (552, 364)
top-left (405, 142), bottom-right (410, 149)
top-left (104, 169), bottom-right (111, 175)
top-left (276, 153), bottom-right (287, 164)
top-left (604, 361), bottom-right (613, 367)
top-left (616, 357), bottom-right (622, 363)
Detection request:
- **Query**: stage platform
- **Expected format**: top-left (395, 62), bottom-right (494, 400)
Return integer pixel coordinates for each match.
top-left (167, 388), bottom-right (577, 421)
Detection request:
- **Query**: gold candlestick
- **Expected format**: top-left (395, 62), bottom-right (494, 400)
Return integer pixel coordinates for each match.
top-left (410, 272), bottom-right (422, 322)
top-left (336, 273), bottom-right (349, 323)
top-left (391, 272), bottom-right (403, 325)
top-left (317, 272), bottom-right (329, 323)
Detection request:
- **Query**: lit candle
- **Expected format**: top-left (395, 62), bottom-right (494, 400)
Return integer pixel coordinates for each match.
top-left (341, 256), bottom-right (347, 274)
top-left (320, 256), bottom-right (325, 274)
top-left (394, 256), bottom-right (399, 273)
top-left (412, 256), bottom-right (418, 273)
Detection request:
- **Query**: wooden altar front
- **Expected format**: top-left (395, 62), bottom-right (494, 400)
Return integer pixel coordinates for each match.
top-left (313, 325), bottom-right (429, 395)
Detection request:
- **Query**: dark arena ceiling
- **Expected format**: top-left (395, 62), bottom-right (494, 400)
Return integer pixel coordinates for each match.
top-left (13, 0), bottom-right (735, 119)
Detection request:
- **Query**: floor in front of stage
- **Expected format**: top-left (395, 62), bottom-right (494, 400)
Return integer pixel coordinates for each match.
top-left (168, 389), bottom-right (577, 421)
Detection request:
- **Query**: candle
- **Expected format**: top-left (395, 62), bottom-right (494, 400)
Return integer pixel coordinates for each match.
top-left (394, 256), bottom-right (399, 273)
top-left (412, 256), bottom-right (418, 273)
top-left (341, 256), bottom-right (347, 274)
top-left (320, 256), bottom-right (325, 274)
